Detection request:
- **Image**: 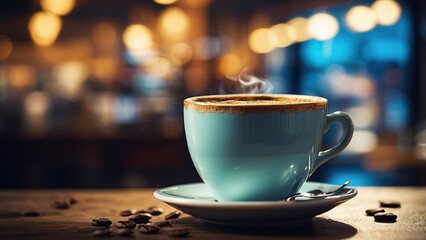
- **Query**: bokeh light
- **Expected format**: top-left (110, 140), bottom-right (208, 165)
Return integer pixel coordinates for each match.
top-left (28, 11), bottom-right (62, 47)
top-left (371, 0), bottom-right (402, 26)
top-left (415, 129), bottom-right (426, 160)
top-left (144, 57), bottom-right (174, 79)
top-left (54, 61), bottom-right (88, 99)
top-left (40, 0), bottom-right (75, 16)
top-left (158, 7), bottom-right (190, 41)
top-left (269, 23), bottom-right (297, 48)
top-left (345, 130), bottom-right (378, 154)
top-left (90, 93), bottom-right (116, 130)
top-left (307, 13), bottom-right (339, 40)
top-left (287, 17), bottom-right (311, 42)
top-left (122, 24), bottom-right (153, 51)
top-left (248, 28), bottom-right (275, 53)
top-left (24, 91), bottom-right (50, 117)
top-left (153, 0), bottom-right (177, 5)
top-left (92, 22), bottom-right (117, 50)
top-left (0, 35), bottom-right (13, 60)
top-left (346, 6), bottom-right (377, 32)
top-left (6, 64), bottom-right (35, 88)
top-left (346, 103), bottom-right (378, 129)
top-left (218, 54), bottom-right (242, 76)
top-left (90, 58), bottom-right (118, 84)
top-left (194, 36), bottom-right (223, 60)
top-left (169, 42), bottom-right (192, 66)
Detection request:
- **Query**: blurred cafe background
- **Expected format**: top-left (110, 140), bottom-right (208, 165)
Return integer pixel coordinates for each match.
top-left (0, 0), bottom-right (425, 188)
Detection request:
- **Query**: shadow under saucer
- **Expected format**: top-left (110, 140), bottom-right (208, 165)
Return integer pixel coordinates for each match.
top-left (172, 216), bottom-right (358, 240)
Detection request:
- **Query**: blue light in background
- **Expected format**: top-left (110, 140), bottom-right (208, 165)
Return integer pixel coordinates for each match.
top-left (300, 33), bottom-right (355, 68)
top-left (300, 71), bottom-right (325, 95)
top-left (384, 89), bottom-right (409, 131)
top-left (363, 39), bottom-right (409, 61)
top-left (114, 96), bottom-right (139, 124)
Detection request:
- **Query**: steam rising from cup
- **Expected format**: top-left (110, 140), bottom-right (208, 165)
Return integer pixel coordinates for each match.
top-left (220, 68), bottom-right (273, 94)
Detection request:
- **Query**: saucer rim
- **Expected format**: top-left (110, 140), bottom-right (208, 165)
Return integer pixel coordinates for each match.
top-left (153, 181), bottom-right (358, 207)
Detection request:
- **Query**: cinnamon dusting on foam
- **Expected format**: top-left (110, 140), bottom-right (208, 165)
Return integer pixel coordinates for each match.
top-left (184, 95), bottom-right (327, 113)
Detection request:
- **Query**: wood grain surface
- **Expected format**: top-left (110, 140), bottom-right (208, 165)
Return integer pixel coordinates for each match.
top-left (0, 187), bottom-right (425, 240)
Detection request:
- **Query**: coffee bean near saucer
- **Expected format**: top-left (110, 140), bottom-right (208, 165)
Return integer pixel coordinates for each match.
top-left (374, 212), bottom-right (397, 222)
top-left (365, 208), bottom-right (385, 216)
top-left (91, 218), bottom-right (112, 227)
top-left (115, 220), bottom-right (136, 229)
top-left (119, 209), bottom-right (136, 217)
top-left (128, 213), bottom-right (152, 224)
top-left (165, 211), bottom-right (181, 220)
top-left (138, 224), bottom-right (160, 234)
top-left (379, 200), bottom-right (401, 208)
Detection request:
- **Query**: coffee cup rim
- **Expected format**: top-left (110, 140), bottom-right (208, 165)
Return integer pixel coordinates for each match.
top-left (184, 94), bottom-right (327, 113)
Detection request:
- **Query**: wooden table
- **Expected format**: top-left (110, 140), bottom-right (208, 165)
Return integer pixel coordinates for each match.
top-left (0, 187), bottom-right (425, 240)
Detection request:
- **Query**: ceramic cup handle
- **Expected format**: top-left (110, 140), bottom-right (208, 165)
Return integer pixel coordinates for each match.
top-left (310, 111), bottom-right (354, 176)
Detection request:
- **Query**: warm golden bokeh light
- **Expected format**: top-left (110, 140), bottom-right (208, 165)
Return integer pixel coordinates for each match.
top-left (24, 91), bottom-right (50, 117)
top-left (269, 23), bottom-right (297, 48)
top-left (90, 58), bottom-right (118, 84)
top-left (40, 0), bottom-right (76, 16)
top-left (122, 24), bottom-right (153, 51)
top-left (218, 54), bottom-right (242, 76)
top-left (308, 13), bottom-right (339, 40)
top-left (346, 6), bottom-right (377, 32)
top-left (92, 22), bottom-right (117, 50)
top-left (153, 0), bottom-right (177, 5)
top-left (248, 28), bottom-right (275, 54)
top-left (54, 61), bottom-right (89, 99)
top-left (6, 64), bottom-right (36, 88)
top-left (144, 57), bottom-right (174, 79)
top-left (371, 0), bottom-right (402, 26)
top-left (28, 11), bottom-right (62, 47)
top-left (0, 35), bottom-right (13, 60)
top-left (169, 42), bottom-right (192, 66)
top-left (158, 7), bottom-right (190, 41)
top-left (287, 17), bottom-right (311, 42)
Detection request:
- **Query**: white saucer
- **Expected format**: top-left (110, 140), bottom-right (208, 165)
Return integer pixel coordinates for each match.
top-left (153, 181), bottom-right (357, 225)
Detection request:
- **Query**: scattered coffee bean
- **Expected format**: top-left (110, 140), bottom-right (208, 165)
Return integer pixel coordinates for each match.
top-left (67, 197), bottom-right (78, 204)
top-left (164, 228), bottom-right (190, 237)
top-left (365, 208), bottom-right (385, 216)
top-left (115, 220), bottom-right (136, 229)
top-left (128, 213), bottom-right (152, 224)
top-left (52, 200), bottom-right (70, 209)
top-left (151, 220), bottom-right (172, 227)
top-left (91, 218), bottom-right (113, 227)
top-left (139, 224), bottom-right (160, 234)
top-left (134, 209), bottom-right (149, 214)
top-left (23, 211), bottom-right (41, 217)
top-left (374, 212), bottom-right (397, 222)
top-left (92, 228), bottom-right (113, 237)
top-left (116, 228), bottom-right (134, 237)
top-left (148, 206), bottom-right (164, 216)
top-left (379, 200), bottom-right (401, 208)
top-left (165, 211), bottom-right (181, 220)
top-left (119, 209), bottom-right (136, 217)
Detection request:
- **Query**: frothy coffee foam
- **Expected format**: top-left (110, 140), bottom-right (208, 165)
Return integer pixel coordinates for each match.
top-left (184, 95), bottom-right (327, 113)
top-left (199, 96), bottom-right (313, 105)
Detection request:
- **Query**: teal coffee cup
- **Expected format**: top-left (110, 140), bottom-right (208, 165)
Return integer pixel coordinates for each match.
top-left (184, 94), bottom-right (354, 202)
